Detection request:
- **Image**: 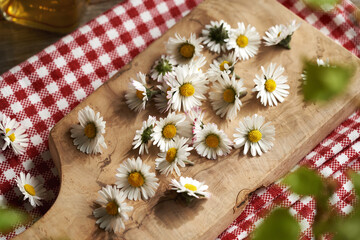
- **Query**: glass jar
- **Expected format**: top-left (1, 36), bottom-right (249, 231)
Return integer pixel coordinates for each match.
top-left (0, 0), bottom-right (87, 33)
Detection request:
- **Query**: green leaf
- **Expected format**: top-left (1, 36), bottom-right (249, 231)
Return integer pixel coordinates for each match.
top-left (333, 207), bottom-right (360, 240)
top-left (349, 171), bottom-right (360, 197)
top-left (252, 208), bottom-right (300, 240)
top-left (303, 0), bottom-right (340, 11)
top-left (302, 61), bottom-right (354, 102)
top-left (0, 208), bottom-right (29, 234)
top-left (283, 167), bottom-right (324, 197)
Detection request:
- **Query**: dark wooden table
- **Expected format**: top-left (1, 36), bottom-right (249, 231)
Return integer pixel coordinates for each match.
top-left (0, 0), bottom-right (121, 75)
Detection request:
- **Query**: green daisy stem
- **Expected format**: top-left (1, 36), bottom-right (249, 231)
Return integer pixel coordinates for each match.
top-left (146, 88), bottom-right (161, 99)
top-left (278, 34), bottom-right (292, 50)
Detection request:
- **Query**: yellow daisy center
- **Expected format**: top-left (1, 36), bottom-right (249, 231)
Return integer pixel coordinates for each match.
top-left (24, 184), bottom-right (36, 196)
top-left (84, 122), bottom-right (96, 139)
top-left (162, 124), bottom-right (177, 139)
top-left (205, 134), bottom-right (219, 148)
top-left (128, 172), bottom-right (144, 187)
top-left (179, 83), bottom-right (195, 97)
top-left (5, 128), bottom-right (16, 142)
top-left (166, 147), bottom-right (177, 163)
top-left (136, 90), bottom-right (144, 100)
top-left (223, 88), bottom-right (236, 103)
top-left (105, 201), bottom-right (118, 216)
top-left (236, 35), bottom-right (248, 48)
top-left (184, 183), bottom-right (197, 191)
top-left (248, 130), bottom-right (262, 143)
top-left (219, 60), bottom-right (230, 71)
top-left (265, 79), bottom-right (277, 92)
top-left (179, 43), bottom-right (195, 59)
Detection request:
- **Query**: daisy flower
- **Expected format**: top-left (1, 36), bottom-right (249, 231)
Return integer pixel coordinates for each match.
top-left (252, 63), bottom-right (290, 107)
top-left (116, 157), bottom-right (159, 201)
top-left (263, 20), bottom-right (300, 49)
top-left (170, 176), bottom-right (210, 199)
top-left (193, 123), bottom-right (232, 160)
top-left (185, 106), bottom-right (205, 143)
top-left (209, 72), bottom-right (247, 120)
top-left (152, 112), bottom-right (192, 152)
top-left (206, 52), bottom-right (238, 82)
top-left (155, 136), bottom-right (193, 176)
top-left (233, 114), bottom-right (275, 156)
top-left (125, 72), bottom-right (152, 112)
top-left (201, 20), bottom-right (231, 54)
top-left (167, 64), bottom-right (209, 112)
top-left (188, 54), bottom-right (207, 74)
top-left (132, 116), bottom-right (156, 155)
top-left (70, 106), bottom-right (107, 154)
top-left (150, 55), bottom-right (177, 83)
top-left (16, 172), bottom-right (46, 207)
top-left (0, 114), bottom-right (28, 155)
top-left (227, 22), bottom-right (260, 60)
top-left (263, 24), bottom-right (287, 46)
top-left (166, 33), bottom-right (203, 65)
top-left (93, 185), bottom-right (133, 232)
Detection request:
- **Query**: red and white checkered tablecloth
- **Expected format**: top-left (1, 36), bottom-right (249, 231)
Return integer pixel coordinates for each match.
top-left (0, 0), bottom-right (359, 239)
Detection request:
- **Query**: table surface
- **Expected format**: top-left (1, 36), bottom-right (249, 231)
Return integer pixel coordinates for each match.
top-left (0, 0), bottom-right (359, 76)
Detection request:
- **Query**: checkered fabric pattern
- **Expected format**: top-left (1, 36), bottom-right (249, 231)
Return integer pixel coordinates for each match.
top-left (218, 111), bottom-right (360, 240)
top-left (0, 0), bottom-right (358, 239)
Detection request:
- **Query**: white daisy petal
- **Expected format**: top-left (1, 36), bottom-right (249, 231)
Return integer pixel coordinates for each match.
top-left (125, 72), bottom-right (149, 112)
top-left (155, 136), bottom-right (193, 176)
top-left (206, 52), bottom-right (238, 83)
top-left (116, 157), bottom-right (159, 201)
top-left (152, 112), bottom-right (192, 152)
top-left (0, 114), bottom-right (29, 155)
top-left (201, 20), bottom-right (231, 54)
top-left (93, 185), bottom-right (133, 232)
top-left (166, 33), bottom-right (203, 65)
top-left (193, 123), bottom-right (232, 160)
top-left (252, 63), bottom-right (290, 107)
top-left (16, 172), bottom-right (46, 207)
top-left (170, 176), bottom-right (210, 199)
top-left (227, 22), bottom-right (260, 60)
top-left (70, 106), bottom-right (107, 155)
top-left (233, 114), bottom-right (275, 157)
top-left (209, 72), bottom-right (246, 121)
top-left (263, 20), bottom-right (300, 49)
top-left (167, 63), bottom-right (209, 112)
top-left (132, 116), bottom-right (156, 155)
top-left (150, 55), bottom-right (177, 83)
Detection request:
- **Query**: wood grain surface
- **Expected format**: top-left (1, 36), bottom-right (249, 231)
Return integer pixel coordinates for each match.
top-left (15, 0), bottom-right (360, 239)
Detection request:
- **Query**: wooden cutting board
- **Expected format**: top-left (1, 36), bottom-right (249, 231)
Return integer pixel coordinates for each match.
top-left (16, 0), bottom-right (360, 239)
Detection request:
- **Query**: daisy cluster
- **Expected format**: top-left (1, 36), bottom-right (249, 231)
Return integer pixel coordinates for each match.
top-left (125, 19), bottom-right (300, 119)
top-left (0, 114), bottom-right (48, 213)
top-left (66, 19), bottom-right (302, 233)
top-left (0, 115), bottom-right (45, 208)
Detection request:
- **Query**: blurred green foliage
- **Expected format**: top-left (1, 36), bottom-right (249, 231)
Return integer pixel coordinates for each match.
top-left (252, 167), bottom-right (360, 240)
top-left (302, 60), bottom-right (354, 102)
top-left (252, 208), bottom-right (300, 240)
top-left (0, 207), bottom-right (29, 234)
top-left (302, 0), bottom-right (340, 11)
top-left (283, 167), bottom-right (324, 196)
